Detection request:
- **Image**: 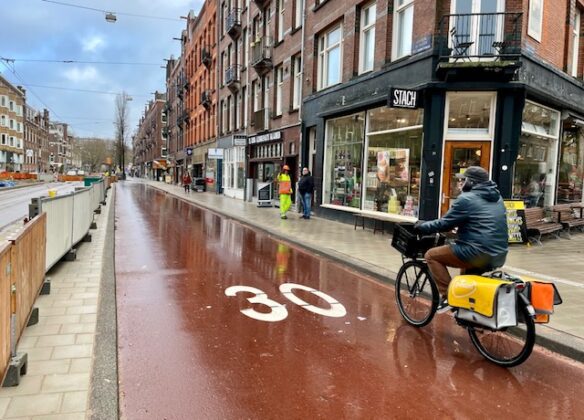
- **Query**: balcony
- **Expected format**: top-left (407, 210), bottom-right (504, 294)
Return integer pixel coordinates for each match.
top-left (436, 12), bottom-right (523, 80)
top-left (226, 9), bottom-right (241, 39)
top-left (201, 90), bottom-right (212, 109)
top-left (251, 37), bottom-right (273, 76)
top-left (253, 108), bottom-right (270, 132)
top-left (225, 65), bottom-right (241, 92)
top-left (177, 109), bottom-right (190, 126)
top-left (201, 48), bottom-right (212, 68)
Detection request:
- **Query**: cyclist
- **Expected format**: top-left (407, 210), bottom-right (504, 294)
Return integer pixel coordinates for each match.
top-left (413, 166), bottom-right (508, 311)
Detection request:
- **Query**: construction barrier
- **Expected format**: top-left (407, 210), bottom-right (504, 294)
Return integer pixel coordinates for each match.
top-left (0, 173), bottom-right (38, 180)
top-left (58, 175), bottom-right (84, 182)
top-left (0, 214), bottom-right (46, 386)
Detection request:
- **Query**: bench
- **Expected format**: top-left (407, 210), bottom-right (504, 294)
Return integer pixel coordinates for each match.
top-left (353, 211), bottom-right (416, 235)
top-left (552, 204), bottom-right (584, 237)
top-left (524, 207), bottom-right (562, 245)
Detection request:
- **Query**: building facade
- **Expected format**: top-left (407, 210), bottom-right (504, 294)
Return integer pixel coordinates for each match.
top-left (184, 2), bottom-right (219, 190)
top-left (24, 106), bottom-right (50, 173)
top-left (300, 0), bottom-right (584, 225)
top-left (165, 55), bottom-right (185, 184)
top-left (48, 122), bottom-right (71, 172)
top-left (134, 92), bottom-right (167, 180)
top-left (0, 75), bottom-right (25, 172)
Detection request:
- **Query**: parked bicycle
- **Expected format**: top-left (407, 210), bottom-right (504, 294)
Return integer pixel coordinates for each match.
top-left (391, 223), bottom-right (561, 367)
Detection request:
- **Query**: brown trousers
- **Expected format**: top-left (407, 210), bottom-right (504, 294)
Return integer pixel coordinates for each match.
top-left (424, 245), bottom-right (475, 296)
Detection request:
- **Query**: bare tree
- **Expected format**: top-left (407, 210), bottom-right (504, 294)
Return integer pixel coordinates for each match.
top-left (78, 138), bottom-right (110, 173)
top-left (114, 92), bottom-right (132, 179)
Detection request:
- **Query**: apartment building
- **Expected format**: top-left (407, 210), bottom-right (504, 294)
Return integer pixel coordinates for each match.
top-left (300, 0), bottom-right (584, 224)
top-left (0, 74), bottom-right (25, 172)
top-left (184, 2), bottom-right (219, 190)
top-left (216, 0), bottom-right (303, 200)
top-left (133, 92), bottom-right (167, 180)
top-left (24, 106), bottom-right (50, 173)
top-left (48, 122), bottom-right (71, 171)
top-left (165, 55), bottom-right (185, 184)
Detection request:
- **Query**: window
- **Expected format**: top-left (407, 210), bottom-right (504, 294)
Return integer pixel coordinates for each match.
top-left (317, 25), bottom-right (342, 90)
top-left (1, 134), bottom-right (5, 145)
top-left (572, 10), bottom-right (581, 77)
top-left (0, 115), bottom-right (5, 126)
top-left (9, 101), bottom-right (14, 112)
top-left (527, 0), bottom-right (543, 42)
top-left (0, 96), bottom-right (5, 107)
top-left (294, 0), bottom-right (303, 29)
top-left (9, 136), bottom-right (14, 147)
top-left (242, 29), bottom-right (248, 66)
top-left (557, 126), bottom-right (584, 204)
top-left (227, 96), bottom-right (232, 132)
top-left (263, 75), bottom-right (270, 109)
top-left (277, 0), bottom-right (285, 42)
top-left (393, 0), bottom-right (414, 59)
top-left (242, 86), bottom-right (248, 127)
top-left (359, 2), bottom-right (376, 74)
top-left (292, 55), bottom-right (302, 110)
top-left (445, 92), bottom-right (496, 139)
top-left (275, 66), bottom-right (283, 116)
top-left (235, 92), bottom-right (241, 129)
top-left (221, 100), bottom-right (226, 133)
top-left (513, 101), bottom-right (561, 208)
top-left (9, 119), bottom-right (14, 130)
top-left (323, 112), bottom-right (365, 208)
top-left (253, 79), bottom-right (261, 112)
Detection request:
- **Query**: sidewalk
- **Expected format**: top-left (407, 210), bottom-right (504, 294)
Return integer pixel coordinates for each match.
top-left (143, 178), bottom-right (584, 362)
top-left (0, 187), bottom-right (114, 419)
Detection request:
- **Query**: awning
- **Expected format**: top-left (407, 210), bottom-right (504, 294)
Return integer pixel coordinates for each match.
top-left (153, 160), bottom-right (168, 170)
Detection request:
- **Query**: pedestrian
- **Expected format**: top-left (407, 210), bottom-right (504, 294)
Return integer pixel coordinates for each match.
top-left (298, 167), bottom-right (314, 219)
top-left (182, 172), bottom-right (192, 193)
top-left (277, 165), bottom-right (292, 219)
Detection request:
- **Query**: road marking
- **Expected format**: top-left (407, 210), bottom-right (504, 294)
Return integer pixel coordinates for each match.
top-left (504, 265), bottom-right (584, 288)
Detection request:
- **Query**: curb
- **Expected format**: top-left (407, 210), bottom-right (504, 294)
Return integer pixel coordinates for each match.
top-left (146, 181), bottom-right (584, 364)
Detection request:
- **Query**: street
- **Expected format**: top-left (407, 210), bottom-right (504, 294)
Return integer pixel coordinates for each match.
top-left (0, 183), bottom-right (81, 229)
top-left (115, 182), bottom-right (584, 419)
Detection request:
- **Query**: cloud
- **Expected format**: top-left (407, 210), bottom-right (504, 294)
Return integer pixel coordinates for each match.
top-left (82, 35), bottom-right (105, 52)
top-left (63, 66), bottom-right (100, 83)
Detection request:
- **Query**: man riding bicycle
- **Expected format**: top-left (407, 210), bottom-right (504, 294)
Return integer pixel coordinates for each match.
top-left (414, 166), bottom-right (508, 311)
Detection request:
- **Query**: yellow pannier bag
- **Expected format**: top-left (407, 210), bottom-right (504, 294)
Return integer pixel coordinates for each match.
top-left (448, 275), bottom-right (517, 329)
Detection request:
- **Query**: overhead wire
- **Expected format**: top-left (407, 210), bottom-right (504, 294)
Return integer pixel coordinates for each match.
top-left (0, 57), bottom-right (162, 66)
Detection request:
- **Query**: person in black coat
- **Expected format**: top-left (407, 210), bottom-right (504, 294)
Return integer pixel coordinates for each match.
top-left (298, 167), bottom-right (315, 219)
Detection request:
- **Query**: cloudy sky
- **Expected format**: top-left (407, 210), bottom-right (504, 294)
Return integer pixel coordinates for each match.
top-left (1, 0), bottom-right (202, 139)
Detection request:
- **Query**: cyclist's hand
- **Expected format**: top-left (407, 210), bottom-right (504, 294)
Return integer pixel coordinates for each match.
top-left (413, 220), bottom-right (425, 232)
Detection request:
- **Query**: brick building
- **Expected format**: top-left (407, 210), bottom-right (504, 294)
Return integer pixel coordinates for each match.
top-left (164, 55), bottom-right (185, 184)
top-left (48, 122), bottom-right (72, 172)
top-left (0, 74), bottom-right (25, 172)
top-left (300, 0), bottom-right (584, 224)
top-left (24, 106), bottom-right (50, 173)
top-left (184, 2), bottom-right (218, 190)
top-left (133, 92), bottom-right (166, 179)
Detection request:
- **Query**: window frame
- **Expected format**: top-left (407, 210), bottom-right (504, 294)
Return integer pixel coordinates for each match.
top-left (444, 92), bottom-right (497, 141)
top-left (293, 0), bottom-right (304, 30)
top-left (317, 24), bottom-right (343, 91)
top-left (277, 0), bottom-right (285, 42)
top-left (292, 55), bottom-right (302, 110)
top-left (392, 0), bottom-right (414, 60)
top-left (572, 9), bottom-right (581, 77)
top-left (358, 2), bottom-right (376, 74)
top-left (275, 65), bottom-right (284, 116)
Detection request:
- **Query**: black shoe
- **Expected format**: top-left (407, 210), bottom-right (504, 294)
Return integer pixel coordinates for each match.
top-left (436, 296), bottom-right (450, 313)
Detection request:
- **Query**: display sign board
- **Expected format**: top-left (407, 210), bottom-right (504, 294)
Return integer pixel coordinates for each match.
top-left (186, 147), bottom-right (193, 156)
top-left (504, 200), bottom-right (528, 244)
top-left (234, 135), bottom-right (247, 146)
top-left (208, 148), bottom-right (224, 159)
top-left (248, 131), bottom-right (281, 145)
top-left (257, 182), bottom-right (272, 207)
top-left (388, 88), bottom-right (421, 109)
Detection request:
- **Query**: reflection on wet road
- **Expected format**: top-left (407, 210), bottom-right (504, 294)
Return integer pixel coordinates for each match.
top-left (115, 182), bottom-right (584, 419)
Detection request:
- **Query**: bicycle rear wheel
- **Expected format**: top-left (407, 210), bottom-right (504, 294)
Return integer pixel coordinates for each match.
top-left (395, 261), bottom-right (439, 327)
top-left (467, 301), bottom-right (536, 367)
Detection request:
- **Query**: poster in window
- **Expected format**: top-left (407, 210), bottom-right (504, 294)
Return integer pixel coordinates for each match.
top-left (528, 0), bottom-right (543, 42)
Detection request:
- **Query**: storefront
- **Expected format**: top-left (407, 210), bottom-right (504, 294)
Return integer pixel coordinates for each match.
top-left (248, 131), bottom-right (284, 200)
top-left (218, 134), bottom-right (246, 200)
top-left (558, 118), bottom-right (584, 205)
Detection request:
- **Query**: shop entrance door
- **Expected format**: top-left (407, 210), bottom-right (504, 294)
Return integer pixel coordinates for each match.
top-left (441, 141), bottom-right (491, 215)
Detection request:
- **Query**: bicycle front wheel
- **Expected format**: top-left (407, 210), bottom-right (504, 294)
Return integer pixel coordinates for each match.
top-left (395, 261), bottom-right (439, 327)
top-left (467, 301), bottom-right (536, 367)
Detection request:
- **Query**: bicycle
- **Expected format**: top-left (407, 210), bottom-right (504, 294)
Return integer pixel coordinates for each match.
top-left (391, 223), bottom-right (537, 368)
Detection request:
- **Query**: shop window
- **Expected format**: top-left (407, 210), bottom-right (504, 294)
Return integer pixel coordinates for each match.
top-left (365, 106), bottom-right (423, 216)
top-left (557, 127), bottom-right (583, 204)
top-left (323, 112), bottom-right (365, 208)
top-left (446, 92), bottom-right (495, 139)
top-left (513, 101), bottom-right (560, 208)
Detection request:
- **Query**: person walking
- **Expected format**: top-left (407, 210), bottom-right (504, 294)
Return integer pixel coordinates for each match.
top-left (182, 172), bottom-right (192, 194)
top-left (298, 167), bottom-right (314, 219)
top-left (277, 165), bottom-right (293, 219)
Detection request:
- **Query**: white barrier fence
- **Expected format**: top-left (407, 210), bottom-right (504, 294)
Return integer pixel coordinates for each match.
top-left (30, 180), bottom-right (106, 271)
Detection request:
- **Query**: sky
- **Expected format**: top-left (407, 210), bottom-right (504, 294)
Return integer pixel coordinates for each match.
top-left (0, 0), bottom-right (202, 139)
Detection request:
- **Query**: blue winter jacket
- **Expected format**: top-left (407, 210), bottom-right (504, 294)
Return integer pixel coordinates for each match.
top-left (417, 181), bottom-right (508, 269)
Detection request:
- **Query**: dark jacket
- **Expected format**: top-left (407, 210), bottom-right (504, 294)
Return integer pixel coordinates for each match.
top-left (298, 174), bottom-right (315, 195)
top-left (417, 181), bottom-right (508, 268)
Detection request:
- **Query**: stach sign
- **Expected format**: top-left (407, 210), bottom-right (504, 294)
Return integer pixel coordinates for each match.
top-left (388, 88), bottom-right (422, 109)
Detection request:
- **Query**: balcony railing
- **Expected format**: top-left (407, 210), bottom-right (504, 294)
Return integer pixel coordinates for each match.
top-left (225, 65), bottom-right (241, 91)
top-left (201, 90), bottom-right (212, 109)
top-left (226, 9), bottom-right (242, 39)
top-left (437, 12), bottom-right (522, 64)
top-left (253, 108), bottom-right (270, 132)
top-left (251, 37), bottom-right (273, 76)
top-left (201, 47), bottom-right (212, 68)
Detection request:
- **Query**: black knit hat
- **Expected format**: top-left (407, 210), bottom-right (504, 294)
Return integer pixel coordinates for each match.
top-left (455, 166), bottom-right (489, 183)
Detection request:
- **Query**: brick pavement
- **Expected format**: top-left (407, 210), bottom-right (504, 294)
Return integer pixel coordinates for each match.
top-left (142, 178), bottom-right (584, 360)
top-left (0, 186), bottom-right (112, 420)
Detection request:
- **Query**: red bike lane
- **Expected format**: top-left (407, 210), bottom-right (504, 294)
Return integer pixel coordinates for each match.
top-left (115, 182), bottom-right (584, 419)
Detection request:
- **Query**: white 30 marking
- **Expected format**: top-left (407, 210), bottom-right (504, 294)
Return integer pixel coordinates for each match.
top-left (224, 283), bottom-right (347, 322)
